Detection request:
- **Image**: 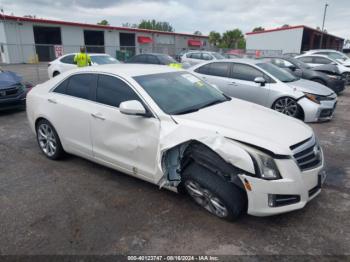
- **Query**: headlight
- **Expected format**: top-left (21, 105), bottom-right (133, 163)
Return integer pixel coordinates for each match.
top-left (304, 92), bottom-right (320, 104)
top-left (250, 151), bottom-right (281, 180)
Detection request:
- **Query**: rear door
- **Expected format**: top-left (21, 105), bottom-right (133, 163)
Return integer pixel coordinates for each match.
top-left (48, 73), bottom-right (97, 158)
top-left (194, 62), bottom-right (233, 93)
top-left (228, 63), bottom-right (271, 106)
top-left (89, 74), bottom-right (160, 181)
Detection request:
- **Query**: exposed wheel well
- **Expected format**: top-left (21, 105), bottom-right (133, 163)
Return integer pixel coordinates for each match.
top-left (162, 140), bottom-right (247, 192)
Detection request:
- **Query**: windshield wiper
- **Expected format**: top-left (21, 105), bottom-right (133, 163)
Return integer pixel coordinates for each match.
top-left (172, 108), bottom-right (200, 115)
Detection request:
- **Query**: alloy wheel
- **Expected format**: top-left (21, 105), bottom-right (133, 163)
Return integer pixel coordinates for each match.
top-left (37, 123), bottom-right (57, 157)
top-left (185, 180), bottom-right (228, 218)
top-left (274, 97), bottom-right (298, 117)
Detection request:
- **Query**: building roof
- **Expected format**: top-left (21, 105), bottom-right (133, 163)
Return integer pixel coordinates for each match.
top-left (246, 25), bottom-right (344, 40)
top-left (1, 15), bottom-right (209, 39)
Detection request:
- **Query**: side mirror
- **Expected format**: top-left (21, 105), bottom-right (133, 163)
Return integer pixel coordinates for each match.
top-left (254, 76), bottom-right (266, 86)
top-left (119, 100), bottom-right (147, 116)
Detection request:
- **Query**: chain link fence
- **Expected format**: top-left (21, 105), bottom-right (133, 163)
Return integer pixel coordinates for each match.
top-left (0, 42), bottom-right (282, 85)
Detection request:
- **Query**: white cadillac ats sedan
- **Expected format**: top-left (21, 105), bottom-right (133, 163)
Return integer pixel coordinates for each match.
top-left (27, 64), bottom-right (326, 221)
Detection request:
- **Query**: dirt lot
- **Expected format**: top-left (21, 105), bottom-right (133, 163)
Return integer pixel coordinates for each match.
top-left (0, 68), bottom-right (349, 256)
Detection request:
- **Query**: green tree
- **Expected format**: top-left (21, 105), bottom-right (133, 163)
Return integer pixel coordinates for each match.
top-left (97, 20), bottom-right (109, 26)
top-left (193, 31), bottom-right (202, 36)
top-left (138, 19), bottom-right (174, 32)
top-left (208, 31), bottom-right (221, 46)
top-left (221, 29), bottom-right (245, 49)
top-left (252, 26), bottom-right (265, 32)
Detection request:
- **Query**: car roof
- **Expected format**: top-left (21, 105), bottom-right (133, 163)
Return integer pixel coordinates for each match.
top-left (307, 49), bottom-right (340, 53)
top-left (67, 64), bottom-right (181, 77)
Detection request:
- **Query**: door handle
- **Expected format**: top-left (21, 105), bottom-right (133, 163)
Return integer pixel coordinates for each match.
top-left (91, 112), bottom-right (106, 120)
top-left (228, 82), bottom-right (236, 86)
top-left (47, 98), bottom-right (57, 104)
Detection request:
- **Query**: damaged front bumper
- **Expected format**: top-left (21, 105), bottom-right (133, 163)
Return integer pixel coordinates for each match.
top-left (239, 157), bottom-right (325, 216)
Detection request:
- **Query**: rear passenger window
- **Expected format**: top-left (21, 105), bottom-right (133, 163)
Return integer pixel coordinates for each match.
top-left (195, 63), bottom-right (211, 74)
top-left (231, 64), bottom-right (263, 81)
top-left (208, 62), bottom-right (230, 77)
top-left (97, 75), bottom-right (141, 108)
top-left (60, 55), bottom-right (75, 64)
top-left (53, 79), bottom-right (69, 94)
top-left (202, 53), bottom-right (212, 60)
top-left (66, 74), bottom-right (95, 100)
top-left (189, 53), bottom-right (202, 59)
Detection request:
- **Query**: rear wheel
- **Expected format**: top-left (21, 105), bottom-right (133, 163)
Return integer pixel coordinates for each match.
top-left (36, 119), bottom-right (65, 160)
top-left (182, 163), bottom-right (247, 221)
top-left (273, 97), bottom-right (301, 119)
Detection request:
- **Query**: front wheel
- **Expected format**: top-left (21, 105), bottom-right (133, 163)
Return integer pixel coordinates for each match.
top-left (182, 163), bottom-right (247, 221)
top-left (273, 97), bottom-right (301, 119)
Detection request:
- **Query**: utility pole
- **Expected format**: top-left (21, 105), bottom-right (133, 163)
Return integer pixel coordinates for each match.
top-left (319, 3), bottom-right (329, 49)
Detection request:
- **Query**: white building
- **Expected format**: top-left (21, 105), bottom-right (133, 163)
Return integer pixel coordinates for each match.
top-left (246, 25), bottom-right (344, 55)
top-left (0, 15), bottom-right (209, 63)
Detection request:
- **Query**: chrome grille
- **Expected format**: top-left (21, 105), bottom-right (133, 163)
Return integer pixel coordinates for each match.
top-left (290, 136), bottom-right (322, 171)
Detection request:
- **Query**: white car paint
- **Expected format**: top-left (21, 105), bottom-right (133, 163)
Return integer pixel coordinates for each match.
top-left (47, 53), bottom-right (119, 78)
top-left (27, 64), bottom-right (325, 217)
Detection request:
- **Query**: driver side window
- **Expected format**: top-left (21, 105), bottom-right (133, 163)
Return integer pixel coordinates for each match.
top-left (231, 64), bottom-right (264, 82)
top-left (96, 75), bottom-right (141, 108)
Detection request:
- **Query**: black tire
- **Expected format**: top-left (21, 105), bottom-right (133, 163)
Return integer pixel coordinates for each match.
top-left (311, 78), bottom-right (327, 86)
top-left (182, 163), bottom-right (247, 221)
top-left (36, 119), bottom-right (65, 160)
top-left (272, 97), bottom-right (302, 119)
top-left (53, 71), bottom-right (60, 77)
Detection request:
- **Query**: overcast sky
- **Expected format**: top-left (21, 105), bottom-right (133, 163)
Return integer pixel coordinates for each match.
top-left (1, 0), bottom-right (349, 39)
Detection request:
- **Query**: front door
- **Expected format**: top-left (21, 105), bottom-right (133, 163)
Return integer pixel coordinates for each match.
top-left (90, 74), bottom-right (160, 181)
top-left (228, 63), bottom-right (271, 106)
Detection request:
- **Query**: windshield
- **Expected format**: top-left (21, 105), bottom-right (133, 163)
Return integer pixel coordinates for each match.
top-left (134, 71), bottom-right (229, 115)
top-left (212, 52), bottom-right (225, 59)
top-left (158, 55), bottom-right (177, 65)
top-left (257, 63), bottom-right (298, 83)
top-left (91, 55), bottom-right (119, 65)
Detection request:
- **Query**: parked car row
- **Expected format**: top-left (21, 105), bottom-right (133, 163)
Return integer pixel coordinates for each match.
top-left (14, 48), bottom-right (348, 221)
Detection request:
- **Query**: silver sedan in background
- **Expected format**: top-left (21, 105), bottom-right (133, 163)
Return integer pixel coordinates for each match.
top-left (189, 59), bottom-right (337, 122)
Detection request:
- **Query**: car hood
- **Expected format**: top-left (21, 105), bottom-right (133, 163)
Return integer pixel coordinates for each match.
top-left (172, 99), bottom-right (313, 156)
top-left (0, 71), bottom-right (22, 89)
top-left (286, 79), bottom-right (334, 96)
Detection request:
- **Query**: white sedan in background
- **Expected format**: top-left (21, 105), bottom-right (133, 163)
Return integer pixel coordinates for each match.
top-left (27, 64), bottom-right (326, 221)
top-left (47, 53), bottom-right (119, 78)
